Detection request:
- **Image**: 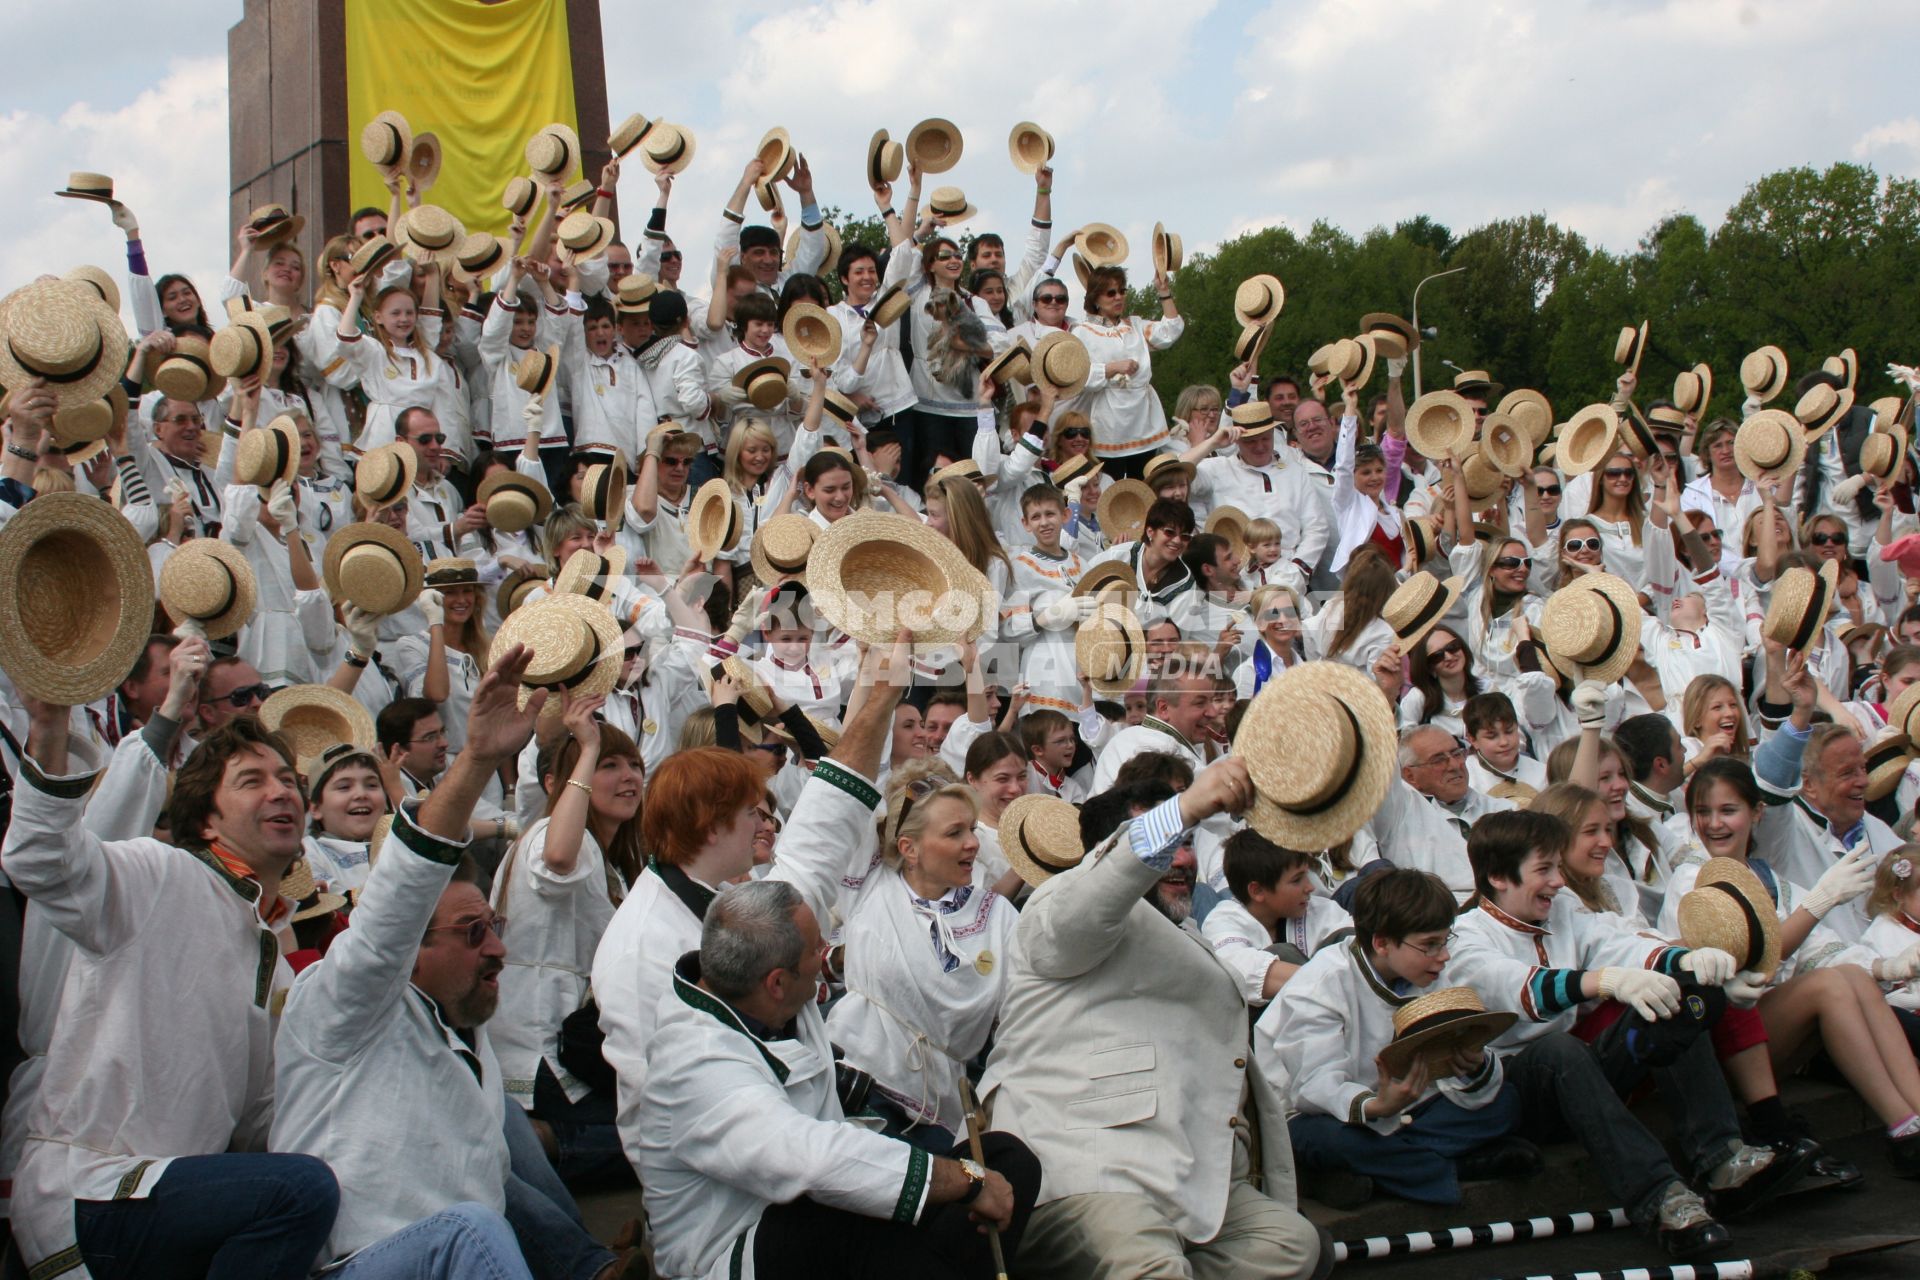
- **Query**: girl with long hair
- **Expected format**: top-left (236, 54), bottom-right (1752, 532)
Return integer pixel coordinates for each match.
top-left (1681, 674), bottom-right (1753, 768)
top-left (1234, 583), bottom-right (1307, 699)
top-left (962, 731), bottom-right (1031, 898)
top-left (1401, 623), bottom-right (1482, 736)
top-left (926, 475), bottom-right (1013, 642)
top-left (396, 558), bottom-right (491, 756)
top-left (1311, 545), bottom-right (1396, 671)
top-left (334, 265), bottom-right (446, 453)
top-left (1585, 448), bottom-right (1652, 589)
top-left (1545, 733), bottom-right (1669, 920)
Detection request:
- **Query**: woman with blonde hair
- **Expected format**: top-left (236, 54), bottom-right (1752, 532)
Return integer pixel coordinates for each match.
top-left (927, 475), bottom-right (1013, 643)
top-left (1171, 384), bottom-right (1223, 445)
top-left (1532, 781), bottom-right (1638, 919)
top-left (1043, 410), bottom-right (1095, 472)
top-left (1234, 583), bottom-right (1308, 699)
top-left (827, 759), bottom-right (1020, 1149)
top-left (1681, 674), bottom-right (1753, 767)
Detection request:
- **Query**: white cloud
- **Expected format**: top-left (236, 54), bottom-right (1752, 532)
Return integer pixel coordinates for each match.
top-left (1854, 117), bottom-right (1920, 163)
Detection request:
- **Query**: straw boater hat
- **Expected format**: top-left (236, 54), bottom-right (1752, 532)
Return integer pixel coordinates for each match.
top-left (0, 492), bottom-right (154, 704)
top-left (1678, 858), bottom-right (1782, 981)
top-left (1673, 364), bottom-right (1713, 417)
top-left (1740, 345), bottom-right (1789, 403)
top-left (1234, 275), bottom-right (1285, 327)
top-left (246, 203), bottom-right (304, 250)
top-left (1075, 224), bottom-right (1128, 267)
top-left (639, 122), bottom-right (696, 175)
top-left (695, 654), bottom-right (777, 724)
top-left (1072, 559), bottom-right (1138, 603)
top-left (750, 513), bottom-right (816, 585)
top-left (556, 211), bottom-right (617, 263)
top-left (981, 339), bottom-right (1032, 388)
top-left (1557, 404), bottom-right (1623, 476)
top-left (1823, 348), bottom-right (1859, 391)
top-left (1142, 454), bottom-right (1195, 491)
top-left (553, 546), bottom-right (629, 606)
top-left (1051, 453), bottom-right (1102, 490)
top-left (560, 181), bottom-right (598, 214)
top-left (579, 461), bottom-right (626, 533)
top-left (867, 129), bottom-right (904, 186)
top-left (1007, 121), bottom-right (1055, 174)
top-left (929, 459), bottom-right (984, 489)
top-left (394, 205), bottom-right (466, 270)
top-left (615, 272), bottom-right (659, 314)
top-left (754, 127), bottom-right (796, 184)
top-left (1615, 401), bottom-right (1658, 459)
top-left (211, 307), bottom-right (273, 382)
top-left (687, 477), bottom-right (742, 562)
top-left (1452, 369), bottom-right (1501, 399)
top-left (360, 110), bottom-right (412, 170)
top-left (999, 794), bottom-right (1086, 888)
top-left (477, 470), bottom-right (552, 533)
top-left (1229, 401), bottom-right (1277, 437)
top-left (1403, 391), bottom-right (1477, 461)
top-left (1732, 409), bottom-right (1806, 487)
top-left (1866, 732), bottom-right (1913, 802)
top-left (1030, 331), bottom-right (1091, 397)
top-left (0, 278), bottom-right (131, 410)
top-left (1891, 683), bottom-right (1920, 748)
top-left (1379, 987), bottom-right (1518, 1076)
top-left (260, 684), bottom-right (376, 763)
top-left (807, 511), bottom-right (997, 653)
top-left (1870, 396), bottom-right (1909, 431)
top-left (1077, 591), bottom-right (1147, 697)
top-left (1763, 560), bottom-right (1840, 652)
top-left (495, 567), bottom-right (544, 619)
top-left (493, 592), bottom-right (625, 710)
top-left (285, 858), bottom-right (348, 923)
top-left (609, 113), bottom-right (655, 158)
top-left (47, 384), bottom-right (126, 451)
top-left (55, 172), bottom-right (116, 203)
top-left (869, 281), bottom-right (911, 328)
top-left (734, 356), bottom-right (792, 411)
top-left (927, 187), bottom-right (978, 226)
top-left (525, 122), bottom-right (582, 178)
top-left (1233, 322), bottom-right (1272, 365)
top-left (454, 233), bottom-right (510, 286)
top-left (1153, 222), bottom-right (1183, 274)
top-left (821, 388), bottom-right (860, 434)
top-left (355, 443), bottom-right (416, 512)
top-left (1384, 572), bottom-right (1465, 651)
top-left (235, 415), bottom-right (302, 491)
top-left (1069, 253), bottom-right (1093, 291)
top-left (512, 347), bottom-right (559, 404)
top-left (786, 222), bottom-right (844, 277)
top-left (1097, 479), bottom-right (1154, 544)
top-left (1404, 516), bottom-right (1439, 569)
top-left (1795, 383), bottom-right (1855, 444)
top-left (1539, 572), bottom-right (1643, 686)
top-left (1360, 312), bottom-right (1420, 359)
top-left (1613, 320), bottom-right (1649, 379)
top-left (502, 176), bottom-right (540, 219)
top-left (323, 522), bottom-right (424, 616)
top-left (782, 302), bottom-right (842, 366)
top-left (905, 118), bottom-right (963, 173)
top-left (1459, 454), bottom-right (1506, 503)
top-left (1205, 505), bottom-right (1251, 547)
top-left (1496, 389), bottom-right (1554, 448)
top-left (159, 539), bottom-right (258, 640)
top-left (151, 333), bottom-right (223, 403)
top-left (1236, 661), bottom-right (1396, 851)
top-left (347, 234), bottom-right (400, 284)
top-left (1480, 415), bottom-right (1531, 477)
top-left (1861, 428), bottom-right (1907, 484)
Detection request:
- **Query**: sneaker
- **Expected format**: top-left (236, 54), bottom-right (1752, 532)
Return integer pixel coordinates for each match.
top-left (1704, 1140), bottom-right (1815, 1218)
top-left (1301, 1167), bottom-right (1374, 1210)
top-left (1771, 1136), bottom-right (1864, 1191)
top-left (1458, 1135), bottom-right (1544, 1182)
top-left (1889, 1130), bottom-right (1920, 1178)
top-left (1654, 1182), bottom-right (1731, 1258)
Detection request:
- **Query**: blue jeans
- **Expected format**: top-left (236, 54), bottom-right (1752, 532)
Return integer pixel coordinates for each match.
top-left (532, 1060), bottom-right (629, 1186)
top-left (1289, 1085), bottom-right (1522, 1204)
top-left (72, 1151), bottom-right (338, 1280)
top-left (328, 1203), bottom-right (531, 1279)
top-left (502, 1094), bottom-right (616, 1280)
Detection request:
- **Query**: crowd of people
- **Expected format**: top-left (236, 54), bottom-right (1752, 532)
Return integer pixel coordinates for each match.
top-left (3, 108), bottom-right (1920, 1279)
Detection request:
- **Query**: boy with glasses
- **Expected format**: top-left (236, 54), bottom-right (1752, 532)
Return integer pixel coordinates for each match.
top-left (1449, 811), bottom-right (1813, 1258)
top-left (1258, 867), bottom-right (1534, 1207)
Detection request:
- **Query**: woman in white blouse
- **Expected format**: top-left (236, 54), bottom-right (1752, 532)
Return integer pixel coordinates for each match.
top-left (959, 731), bottom-right (1030, 896)
top-left (1071, 263), bottom-right (1184, 474)
top-left (489, 693), bottom-right (644, 1179)
top-left (828, 761), bottom-right (1020, 1150)
top-left (1585, 448), bottom-right (1653, 590)
top-left (395, 558), bottom-right (490, 757)
top-left (333, 267), bottom-right (448, 452)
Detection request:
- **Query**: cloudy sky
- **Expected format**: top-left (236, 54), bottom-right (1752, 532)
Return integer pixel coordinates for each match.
top-left (5, 0), bottom-right (1916, 327)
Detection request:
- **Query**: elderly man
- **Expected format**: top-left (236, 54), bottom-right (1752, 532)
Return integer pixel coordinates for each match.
top-left (980, 758), bottom-right (1325, 1280)
top-left (1181, 405), bottom-right (1331, 594)
top-left (139, 392), bottom-right (224, 538)
top-left (636, 635), bottom-right (1042, 1279)
top-left (272, 645), bottom-right (628, 1278)
top-left (1362, 724), bottom-right (1515, 902)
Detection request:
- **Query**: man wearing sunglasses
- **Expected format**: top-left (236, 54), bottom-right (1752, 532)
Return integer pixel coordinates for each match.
top-left (196, 655), bottom-right (272, 734)
top-left (395, 408), bottom-right (476, 561)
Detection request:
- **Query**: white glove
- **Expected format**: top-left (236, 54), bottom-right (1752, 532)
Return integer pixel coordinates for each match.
top-left (1597, 966), bottom-right (1683, 1020)
top-left (1873, 944), bottom-right (1920, 985)
top-left (1678, 946), bottom-right (1737, 986)
top-left (1888, 362), bottom-right (1919, 390)
top-left (420, 588), bottom-right (445, 627)
top-left (1571, 679), bottom-right (1610, 728)
top-left (1828, 472), bottom-right (1871, 507)
top-left (266, 479), bottom-right (298, 530)
top-left (172, 617), bottom-right (208, 642)
top-left (163, 476), bottom-right (191, 503)
top-left (341, 603), bottom-right (380, 654)
top-left (1741, 393), bottom-right (1765, 416)
top-left (1062, 475), bottom-right (1089, 506)
top-left (1385, 356), bottom-right (1408, 380)
top-left (1802, 847), bottom-right (1876, 920)
top-left (1724, 969), bottom-right (1771, 1007)
top-left (1037, 594), bottom-right (1099, 631)
top-left (522, 399), bottom-right (546, 428)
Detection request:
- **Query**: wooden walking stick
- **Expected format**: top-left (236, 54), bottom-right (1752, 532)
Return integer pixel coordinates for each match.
top-left (957, 1077), bottom-right (1009, 1280)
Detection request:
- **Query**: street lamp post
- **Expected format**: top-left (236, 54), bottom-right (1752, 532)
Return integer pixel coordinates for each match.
top-left (1411, 266), bottom-right (1465, 397)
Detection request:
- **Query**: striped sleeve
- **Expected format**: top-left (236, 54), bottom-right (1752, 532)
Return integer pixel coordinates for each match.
top-left (1521, 967), bottom-right (1588, 1021)
top-left (115, 455), bottom-right (153, 506)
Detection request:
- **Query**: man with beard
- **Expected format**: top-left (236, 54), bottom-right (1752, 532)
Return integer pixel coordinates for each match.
top-left (979, 766), bottom-right (1326, 1279)
top-left (271, 646), bottom-right (635, 1278)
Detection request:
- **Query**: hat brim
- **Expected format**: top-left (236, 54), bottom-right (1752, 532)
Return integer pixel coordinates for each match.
top-left (1378, 1008), bottom-right (1519, 1076)
top-left (322, 521), bottom-right (426, 616)
top-left (1236, 661), bottom-right (1398, 852)
top-left (688, 478), bottom-right (742, 562)
top-left (807, 511), bottom-right (997, 654)
top-left (261, 684), bottom-right (378, 762)
top-left (159, 539), bottom-right (258, 640)
top-left (1404, 391), bottom-right (1477, 461)
top-left (1096, 480), bottom-right (1155, 544)
top-left (0, 492), bottom-right (155, 704)
top-left (1682, 858), bottom-right (1783, 979)
top-left (1541, 572), bottom-right (1643, 687)
top-left (1000, 793), bottom-right (1086, 887)
top-left (477, 471), bottom-right (553, 532)
top-left (493, 592), bottom-right (625, 711)
top-left (750, 514), bottom-right (817, 586)
top-left (905, 118), bottom-right (963, 174)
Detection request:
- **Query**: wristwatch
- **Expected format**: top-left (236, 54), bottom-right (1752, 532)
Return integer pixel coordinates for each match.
top-left (957, 1158), bottom-right (987, 1204)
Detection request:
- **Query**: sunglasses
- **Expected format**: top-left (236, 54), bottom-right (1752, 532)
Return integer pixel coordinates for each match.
top-left (934, 250), bottom-right (961, 261)
top-left (217, 682), bottom-right (273, 708)
top-left (1602, 467), bottom-right (1637, 480)
top-left (752, 741), bottom-right (789, 765)
top-left (660, 455), bottom-right (694, 468)
top-left (1562, 537), bottom-right (1603, 554)
top-left (1535, 483), bottom-right (1562, 496)
top-left (1492, 556), bottom-right (1532, 571)
top-left (427, 913), bottom-right (508, 948)
top-left (1100, 288), bottom-right (1124, 298)
top-left (407, 433), bottom-right (447, 446)
top-left (1808, 531), bottom-right (1846, 547)
top-left (1428, 640), bottom-right (1466, 662)
top-left (1060, 428), bottom-right (1091, 440)
top-left (659, 250), bottom-right (682, 261)
top-left (1036, 294), bottom-right (1068, 305)
top-left (1698, 527), bottom-right (1724, 540)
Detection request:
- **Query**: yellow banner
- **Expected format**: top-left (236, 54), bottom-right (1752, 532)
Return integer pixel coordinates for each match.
top-left (344, 0), bottom-right (579, 239)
